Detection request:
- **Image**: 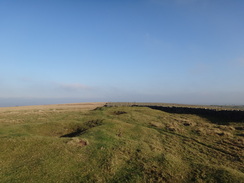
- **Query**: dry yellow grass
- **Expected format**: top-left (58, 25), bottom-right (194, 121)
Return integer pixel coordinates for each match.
top-left (0, 102), bottom-right (106, 113)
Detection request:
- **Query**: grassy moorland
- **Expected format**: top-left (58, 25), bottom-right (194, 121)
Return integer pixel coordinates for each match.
top-left (0, 103), bottom-right (243, 182)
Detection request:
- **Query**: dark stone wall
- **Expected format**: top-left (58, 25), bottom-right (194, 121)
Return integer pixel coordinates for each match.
top-left (105, 103), bottom-right (244, 124)
top-left (133, 105), bottom-right (244, 124)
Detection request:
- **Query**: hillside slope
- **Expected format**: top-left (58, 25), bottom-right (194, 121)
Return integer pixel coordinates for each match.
top-left (0, 104), bottom-right (243, 182)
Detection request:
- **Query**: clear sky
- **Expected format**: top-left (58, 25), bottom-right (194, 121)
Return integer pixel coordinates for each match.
top-left (1, 0), bottom-right (244, 106)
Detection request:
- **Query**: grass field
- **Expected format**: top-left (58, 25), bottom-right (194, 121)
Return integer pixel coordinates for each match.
top-left (0, 103), bottom-right (243, 182)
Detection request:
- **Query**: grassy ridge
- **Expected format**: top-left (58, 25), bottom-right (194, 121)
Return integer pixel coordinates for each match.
top-left (105, 102), bottom-right (244, 110)
top-left (0, 104), bottom-right (243, 182)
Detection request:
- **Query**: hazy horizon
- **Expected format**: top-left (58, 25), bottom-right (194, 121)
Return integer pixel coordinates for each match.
top-left (1, 92), bottom-right (244, 107)
top-left (1, 0), bottom-right (244, 107)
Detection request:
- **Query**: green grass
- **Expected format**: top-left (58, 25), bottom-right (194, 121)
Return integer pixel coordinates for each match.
top-left (0, 105), bottom-right (243, 182)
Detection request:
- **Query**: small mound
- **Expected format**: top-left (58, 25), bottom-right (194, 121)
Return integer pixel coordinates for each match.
top-left (84, 119), bottom-right (103, 128)
top-left (67, 138), bottom-right (88, 147)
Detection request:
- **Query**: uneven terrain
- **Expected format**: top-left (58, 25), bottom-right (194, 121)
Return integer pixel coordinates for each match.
top-left (0, 102), bottom-right (243, 182)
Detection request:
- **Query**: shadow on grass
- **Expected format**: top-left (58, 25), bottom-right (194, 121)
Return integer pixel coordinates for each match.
top-left (60, 128), bottom-right (86, 138)
top-left (60, 119), bottom-right (104, 138)
top-left (145, 106), bottom-right (244, 125)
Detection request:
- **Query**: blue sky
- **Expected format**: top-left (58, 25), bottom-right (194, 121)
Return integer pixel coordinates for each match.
top-left (1, 0), bottom-right (244, 106)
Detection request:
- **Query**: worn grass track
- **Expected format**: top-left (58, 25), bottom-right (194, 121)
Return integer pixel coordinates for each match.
top-left (0, 103), bottom-right (243, 182)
